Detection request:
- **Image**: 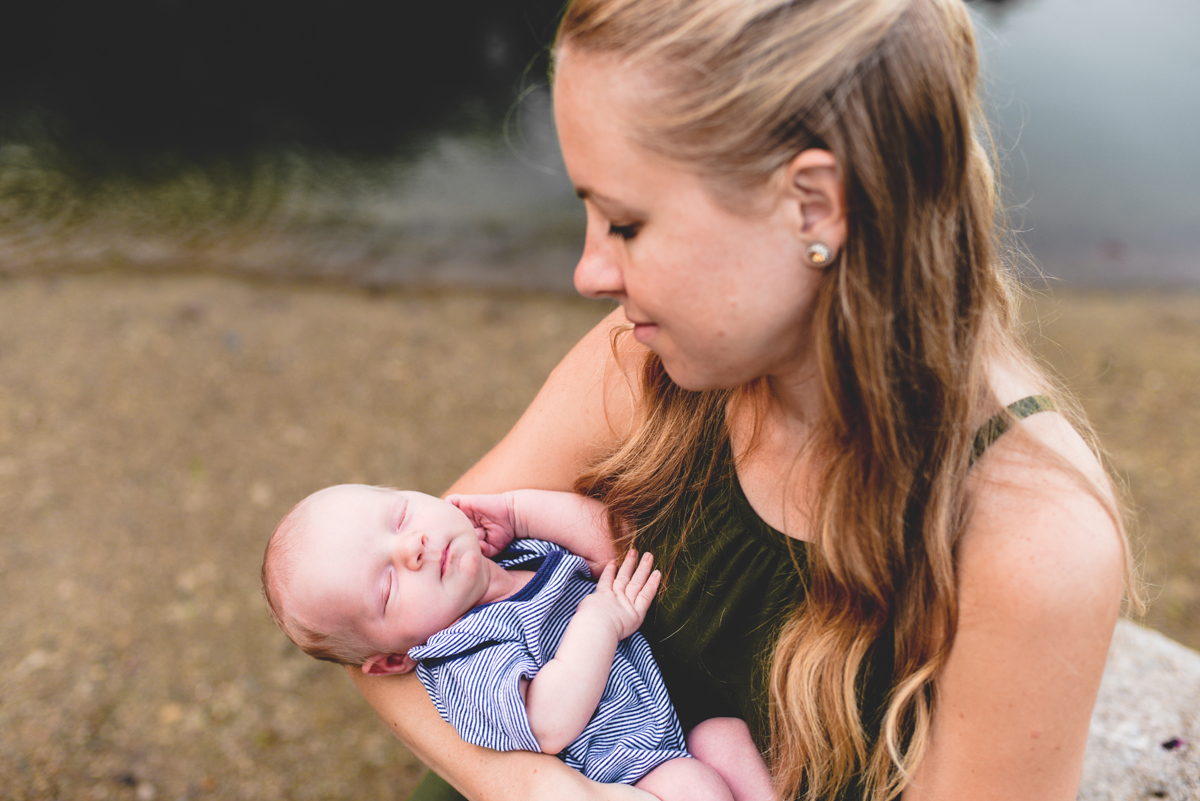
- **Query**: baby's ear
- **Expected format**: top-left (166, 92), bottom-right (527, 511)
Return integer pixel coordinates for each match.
top-left (361, 653), bottom-right (417, 676)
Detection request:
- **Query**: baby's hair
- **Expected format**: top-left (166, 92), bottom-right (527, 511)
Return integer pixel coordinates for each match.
top-left (261, 492), bottom-right (374, 666)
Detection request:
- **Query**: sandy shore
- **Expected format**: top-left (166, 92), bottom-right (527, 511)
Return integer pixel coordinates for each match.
top-left (1, 273), bottom-right (1197, 800)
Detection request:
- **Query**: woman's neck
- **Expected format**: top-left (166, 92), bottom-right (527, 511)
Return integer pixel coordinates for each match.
top-left (727, 367), bottom-right (827, 541)
top-left (764, 338), bottom-right (827, 428)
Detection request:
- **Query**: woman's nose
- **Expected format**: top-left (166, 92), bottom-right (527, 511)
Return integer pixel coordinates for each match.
top-left (574, 229), bottom-right (626, 300)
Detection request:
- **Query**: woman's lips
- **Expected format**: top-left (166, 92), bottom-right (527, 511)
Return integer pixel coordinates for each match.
top-left (632, 322), bottom-right (658, 344)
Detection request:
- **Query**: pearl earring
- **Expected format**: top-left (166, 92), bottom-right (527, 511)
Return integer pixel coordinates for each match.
top-left (806, 242), bottom-right (833, 266)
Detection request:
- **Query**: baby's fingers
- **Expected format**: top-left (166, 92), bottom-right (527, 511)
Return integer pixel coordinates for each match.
top-left (610, 550), bottom-right (640, 593)
top-left (624, 551), bottom-right (655, 594)
top-left (633, 568), bottom-right (661, 616)
top-left (595, 558), bottom-right (619, 591)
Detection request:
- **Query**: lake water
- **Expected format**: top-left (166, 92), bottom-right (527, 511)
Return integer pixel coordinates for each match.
top-left (0, 0), bottom-right (1196, 291)
top-left (973, 0), bottom-right (1200, 286)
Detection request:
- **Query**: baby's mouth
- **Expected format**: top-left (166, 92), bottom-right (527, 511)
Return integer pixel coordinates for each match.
top-left (440, 546), bottom-right (450, 577)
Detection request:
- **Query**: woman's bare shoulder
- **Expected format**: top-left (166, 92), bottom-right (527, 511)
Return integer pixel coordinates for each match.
top-left (906, 411), bottom-right (1127, 800)
top-left (964, 353), bottom-right (1127, 606)
top-left (963, 397), bottom-right (1126, 615)
top-left (448, 307), bottom-right (648, 495)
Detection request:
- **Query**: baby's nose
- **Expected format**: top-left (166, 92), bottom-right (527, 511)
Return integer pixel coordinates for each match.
top-left (405, 534), bottom-right (429, 569)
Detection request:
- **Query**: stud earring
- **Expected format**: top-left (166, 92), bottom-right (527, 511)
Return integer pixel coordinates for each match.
top-left (806, 242), bottom-right (834, 266)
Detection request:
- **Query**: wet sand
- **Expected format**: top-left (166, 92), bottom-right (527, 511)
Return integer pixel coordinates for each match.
top-left (1, 273), bottom-right (1197, 800)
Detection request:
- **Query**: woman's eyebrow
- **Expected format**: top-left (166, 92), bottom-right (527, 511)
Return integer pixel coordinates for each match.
top-left (575, 188), bottom-right (642, 216)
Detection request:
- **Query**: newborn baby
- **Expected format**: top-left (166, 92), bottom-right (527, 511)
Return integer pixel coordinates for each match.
top-left (262, 484), bottom-right (774, 801)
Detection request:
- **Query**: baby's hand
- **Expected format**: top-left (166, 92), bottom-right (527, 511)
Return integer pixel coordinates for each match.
top-left (447, 493), bottom-right (517, 557)
top-left (578, 551), bottom-right (660, 642)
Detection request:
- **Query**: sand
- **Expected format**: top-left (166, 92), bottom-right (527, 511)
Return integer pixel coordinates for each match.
top-left (1, 273), bottom-right (1197, 800)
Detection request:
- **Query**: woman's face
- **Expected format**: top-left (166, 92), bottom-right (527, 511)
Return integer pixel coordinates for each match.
top-left (553, 47), bottom-right (831, 392)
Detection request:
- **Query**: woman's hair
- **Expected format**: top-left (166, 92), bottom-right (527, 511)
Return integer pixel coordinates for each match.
top-left (559, 1), bottom-right (1132, 799)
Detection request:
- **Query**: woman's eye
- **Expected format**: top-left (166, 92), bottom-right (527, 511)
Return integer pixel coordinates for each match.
top-left (607, 222), bottom-right (640, 241)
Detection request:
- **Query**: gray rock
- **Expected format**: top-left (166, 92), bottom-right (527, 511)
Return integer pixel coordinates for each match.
top-left (1080, 621), bottom-right (1200, 800)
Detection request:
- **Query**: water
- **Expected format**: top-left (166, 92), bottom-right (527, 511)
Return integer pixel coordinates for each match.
top-left (974, 0), bottom-right (1200, 286)
top-left (0, 0), bottom-right (1196, 291)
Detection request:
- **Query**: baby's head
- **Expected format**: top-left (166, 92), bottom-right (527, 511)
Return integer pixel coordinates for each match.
top-left (262, 484), bottom-right (488, 675)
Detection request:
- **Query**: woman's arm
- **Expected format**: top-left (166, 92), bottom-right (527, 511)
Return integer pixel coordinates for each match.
top-left (347, 669), bottom-right (654, 801)
top-left (903, 413), bottom-right (1126, 801)
top-left (352, 309), bottom-right (651, 801)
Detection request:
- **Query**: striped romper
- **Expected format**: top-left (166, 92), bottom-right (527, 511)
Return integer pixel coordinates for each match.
top-left (408, 538), bottom-right (690, 785)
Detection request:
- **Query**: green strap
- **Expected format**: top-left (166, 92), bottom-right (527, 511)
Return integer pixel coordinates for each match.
top-left (970, 395), bottom-right (1057, 464)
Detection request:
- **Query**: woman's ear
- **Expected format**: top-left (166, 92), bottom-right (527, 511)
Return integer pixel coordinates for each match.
top-left (361, 652), bottom-right (417, 676)
top-left (785, 148), bottom-right (846, 253)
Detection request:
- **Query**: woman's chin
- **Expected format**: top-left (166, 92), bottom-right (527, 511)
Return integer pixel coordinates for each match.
top-left (659, 359), bottom-right (736, 393)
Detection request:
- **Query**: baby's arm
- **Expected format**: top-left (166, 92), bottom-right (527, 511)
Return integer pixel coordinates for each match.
top-left (450, 489), bottom-right (617, 573)
top-left (523, 551), bottom-right (659, 754)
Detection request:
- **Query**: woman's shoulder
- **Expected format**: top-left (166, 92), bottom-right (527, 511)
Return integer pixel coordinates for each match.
top-left (961, 381), bottom-right (1127, 629)
top-left (906, 382), bottom-right (1129, 796)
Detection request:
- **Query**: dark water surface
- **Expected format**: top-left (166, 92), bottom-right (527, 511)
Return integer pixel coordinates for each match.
top-left (0, 0), bottom-right (1196, 291)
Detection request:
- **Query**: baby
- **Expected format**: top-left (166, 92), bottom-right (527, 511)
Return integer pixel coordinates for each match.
top-left (262, 484), bottom-right (774, 801)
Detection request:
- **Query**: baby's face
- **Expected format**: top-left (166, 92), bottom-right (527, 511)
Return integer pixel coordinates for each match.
top-left (287, 485), bottom-right (487, 658)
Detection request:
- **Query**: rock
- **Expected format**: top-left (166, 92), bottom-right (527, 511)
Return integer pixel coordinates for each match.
top-left (1080, 620), bottom-right (1200, 799)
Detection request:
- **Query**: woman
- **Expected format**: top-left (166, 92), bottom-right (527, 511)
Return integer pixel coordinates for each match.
top-left (350, 0), bottom-right (1133, 798)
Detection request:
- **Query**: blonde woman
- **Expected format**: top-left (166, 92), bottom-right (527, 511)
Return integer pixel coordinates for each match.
top-left (349, 0), bottom-right (1133, 798)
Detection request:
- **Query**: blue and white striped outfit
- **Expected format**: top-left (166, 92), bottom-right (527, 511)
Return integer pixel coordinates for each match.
top-left (409, 538), bottom-right (690, 785)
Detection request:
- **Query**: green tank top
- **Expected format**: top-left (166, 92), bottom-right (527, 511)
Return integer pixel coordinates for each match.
top-left (636, 395), bottom-right (1055, 766)
top-left (634, 431), bottom-right (864, 753)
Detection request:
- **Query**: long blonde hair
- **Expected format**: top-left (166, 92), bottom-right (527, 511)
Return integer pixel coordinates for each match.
top-left (559, 1), bottom-right (1126, 799)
